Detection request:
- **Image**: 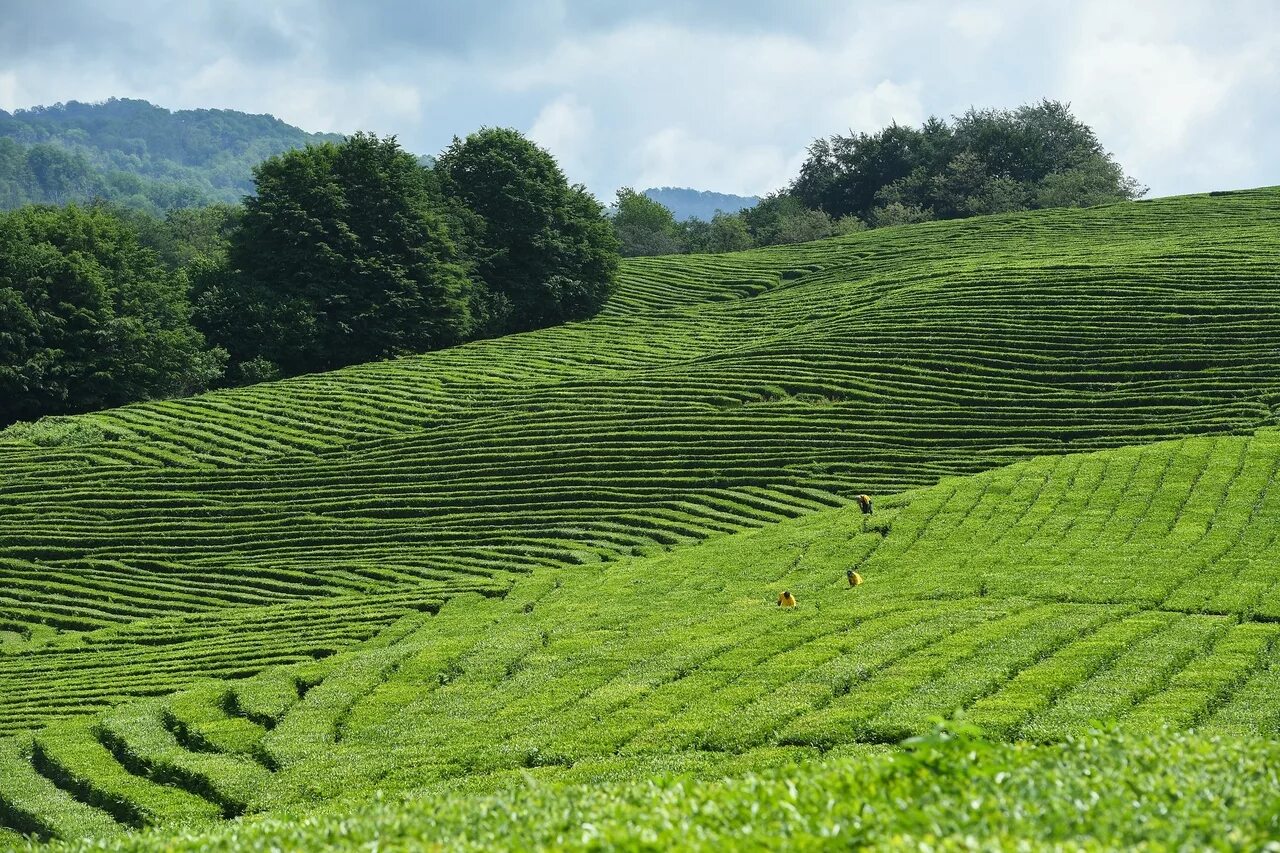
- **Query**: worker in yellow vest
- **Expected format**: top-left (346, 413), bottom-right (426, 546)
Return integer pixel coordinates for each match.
top-left (778, 590), bottom-right (796, 608)
top-left (847, 569), bottom-right (863, 587)
top-left (856, 494), bottom-right (874, 532)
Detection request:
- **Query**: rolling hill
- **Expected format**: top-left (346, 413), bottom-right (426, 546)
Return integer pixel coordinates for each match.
top-left (7, 431), bottom-right (1280, 846)
top-left (640, 187), bottom-right (760, 220)
top-left (0, 99), bottom-right (341, 213)
top-left (2, 187), bottom-right (1280, 847)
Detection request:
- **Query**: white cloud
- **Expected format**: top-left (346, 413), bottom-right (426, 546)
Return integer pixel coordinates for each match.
top-left (493, 20), bottom-right (931, 195)
top-left (633, 126), bottom-right (800, 197)
top-left (825, 80), bottom-right (926, 136)
top-left (0, 72), bottom-right (22, 111)
top-left (947, 2), bottom-right (1009, 46)
top-left (528, 95), bottom-right (595, 181)
top-left (0, 1), bottom-right (1276, 198)
top-left (1060, 0), bottom-right (1280, 194)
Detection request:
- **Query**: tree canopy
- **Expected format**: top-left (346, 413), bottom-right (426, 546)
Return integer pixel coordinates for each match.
top-left (792, 100), bottom-right (1145, 224)
top-left (612, 187), bottom-right (684, 257)
top-left (0, 204), bottom-right (223, 426)
top-left (195, 132), bottom-right (474, 380)
top-left (611, 100), bottom-right (1144, 258)
top-left (435, 128), bottom-right (619, 334)
top-left (0, 99), bottom-right (340, 215)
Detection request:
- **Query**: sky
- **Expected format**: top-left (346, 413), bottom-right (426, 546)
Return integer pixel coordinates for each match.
top-left (0, 0), bottom-right (1276, 201)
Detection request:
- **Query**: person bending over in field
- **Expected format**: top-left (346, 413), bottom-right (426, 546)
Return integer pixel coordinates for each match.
top-left (847, 569), bottom-right (863, 587)
top-left (856, 494), bottom-right (873, 515)
top-left (778, 590), bottom-right (796, 608)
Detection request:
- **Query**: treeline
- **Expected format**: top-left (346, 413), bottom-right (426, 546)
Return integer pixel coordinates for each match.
top-left (0, 98), bottom-right (340, 215)
top-left (0, 130), bottom-right (617, 427)
top-left (0, 138), bottom-right (221, 212)
top-left (614, 100), bottom-right (1145, 256)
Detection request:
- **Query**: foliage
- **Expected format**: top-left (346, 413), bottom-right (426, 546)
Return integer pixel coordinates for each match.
top-left (612, 187), bottom-right (684, 257)
top-left (0, 99), bottom-right (340, 214)
top-left (0, 190), bottom-right (1279, 849)
top-left (792, 100), bottom-right (1145, 225)
top-left (82, 726), bottom-right (1274, 853)
top-left (740, 191), bottom-right (865, 245)
top-left (129, 204), bottom-right (241, 270)
top-left (435, 127), bottom-right (619, 335)
top-left (0, 204), bottom-right (223, 426)
top-left (195, 132), bottom-right (475, 379)
top-left (619, 190), bottom-right (865, 256)
top-left (869, 201), bottom-right (935, 228)
top-left (0, 417), bottom-right (107, 447)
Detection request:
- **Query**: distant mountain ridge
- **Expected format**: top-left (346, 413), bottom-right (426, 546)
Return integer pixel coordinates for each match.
top-left (0, 99), bottom-right (761, 221)
top-left (641, 186), bottom-right (760, 221)
top-left (0, 98), bottom-right (341, 213)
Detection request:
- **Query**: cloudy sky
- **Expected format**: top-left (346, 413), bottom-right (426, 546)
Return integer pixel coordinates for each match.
top-left (1, 0), bottom-right (1276, 200)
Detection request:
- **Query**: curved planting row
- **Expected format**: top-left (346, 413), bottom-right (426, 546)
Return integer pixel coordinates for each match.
top-left (1, 189), bottom-right (1279, 737)
top-left (5, 434), bottom-right (1280, 844)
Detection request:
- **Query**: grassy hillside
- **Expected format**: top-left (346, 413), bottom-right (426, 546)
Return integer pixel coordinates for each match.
top-left (5, 432), bottom-right (1280, 846)
top-left (0, 99), bottom-right (340, 213)
top-left (2, 189), bottom-right (1280, 846)
top-left (2, 189), bottom-right (1279, 735)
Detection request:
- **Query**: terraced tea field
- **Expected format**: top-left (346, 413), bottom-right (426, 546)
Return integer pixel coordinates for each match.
top-left (3, 189), bottom-right (1280, 848)
top-left (7, 432), bottom-right (1280, 846)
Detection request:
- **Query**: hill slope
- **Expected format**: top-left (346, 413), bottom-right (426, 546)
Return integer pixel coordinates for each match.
top-left (641, 186), bottom-right (760, 220)
top-left (1, 190), bottom-right (1279, 847)
top-left (5, 431), bottom-right (1280, 845)
top-left (1, 189), bottom-right (1279, 742)
top-left (0, 99), bottom-right (340, 212)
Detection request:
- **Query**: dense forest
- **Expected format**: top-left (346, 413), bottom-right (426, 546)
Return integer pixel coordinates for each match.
top-left (616, 100), bottom-right (1146, 256)
top-left (1, 97), bottom-right (1143, 425)
top-left (0, 129), bottom-right (617, 426)
top-left (0, 99), bottom-right (339, 214)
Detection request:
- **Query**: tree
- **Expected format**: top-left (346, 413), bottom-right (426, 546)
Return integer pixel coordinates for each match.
top-left (705, 212), bottom-right (753, 253)
top-left (742, 192), bottom-right (845, 246)
top-left (611, 188), bottom-right (682, 257)
top-left (435, 128), bottom-right (618, 335)
top-left (0, 204), bottom-right (222, 426)
top-left (198, 132), bottom-right (474, 379)
top-left (677, 217), bottom-right (714, 254)
top-left (108, 202), bottom-right (242, 270)
top-left (1034, 158), bottom-right (1145, 210)
top-left (792, 122), bottom-right (931, 220)
top-left (790, 100), bottom-right (1143, 227)
top-left (869, 201), bottom-right (935, 228)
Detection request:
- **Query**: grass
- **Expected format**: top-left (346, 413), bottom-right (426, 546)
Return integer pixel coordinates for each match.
top-left (5, 432), bottom-right (1280, 846)
top-left (2, 190), bottom-right (1280, 848)
top-left (37, 727), bottom-right (1280, 851)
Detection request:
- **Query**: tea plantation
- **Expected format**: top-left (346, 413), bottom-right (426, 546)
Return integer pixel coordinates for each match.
top-left (3, 188), bottom-right (1280, 848)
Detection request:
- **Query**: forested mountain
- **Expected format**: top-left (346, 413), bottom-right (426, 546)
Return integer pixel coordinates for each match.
top-left (0, 98), bottom-right (341, 214)
top-left (641, 186), bottom-right (760, 220)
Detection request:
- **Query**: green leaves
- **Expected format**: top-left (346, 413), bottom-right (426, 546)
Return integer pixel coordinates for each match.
top-left (0, 204), bottom-right (221, 426)
top-left (205, 133), bottom-right (474, 378)
top-left (792, 99), bottom-right (1143, 225)
top-left (436, 128), bottom-right (619, 335)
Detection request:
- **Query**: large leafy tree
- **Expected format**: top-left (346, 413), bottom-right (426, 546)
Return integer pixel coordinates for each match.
top-left (0, 204), bottom-right (223, 426)
top-left (199, 132), bottom-right (474, 379)
top-left (611, 187), bottom-right (683, 257)
top-left (791, 100), bottom-right (1143, 225)
top-left (435, 128), bottom-right (618, 335)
